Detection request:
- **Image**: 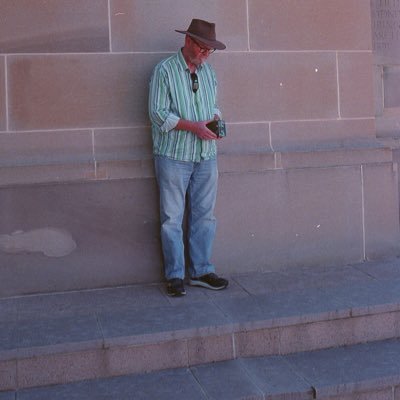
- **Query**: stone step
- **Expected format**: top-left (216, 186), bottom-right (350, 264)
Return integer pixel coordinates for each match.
top-left (4, 338), bottom-right (400, 399)
top-left (1, 258), bottom-right (400, 392)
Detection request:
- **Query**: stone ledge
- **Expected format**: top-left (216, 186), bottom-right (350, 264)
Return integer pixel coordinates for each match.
top-left (0, 144), bottom-right (393, 187)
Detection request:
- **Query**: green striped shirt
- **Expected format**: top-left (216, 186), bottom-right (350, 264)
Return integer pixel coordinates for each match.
top-left (148, 49), bottom-right (221, 162)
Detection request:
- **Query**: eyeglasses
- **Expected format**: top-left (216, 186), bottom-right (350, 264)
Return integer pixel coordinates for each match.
top-left (191, 37), bottom-right (216, 54)
top-left (190, 73), bottom-right (199, 93)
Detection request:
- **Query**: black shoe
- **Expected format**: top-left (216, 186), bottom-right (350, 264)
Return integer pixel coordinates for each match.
top-left (189, 273), bottom-right (228, 290)
top-left (166, 278), bottom-right (186, 297)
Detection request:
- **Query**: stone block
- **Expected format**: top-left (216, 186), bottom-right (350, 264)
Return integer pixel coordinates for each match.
top-left (338, 52), bottom-right (375, 118)
top-left (17, 349), bottom-right (107, 389)
top-left (371, 0), bottom-right (400, 65)
top-left (93, 127), bottom-right (153, 161)
top-left (0, 360), bottom-right (16, 391)
top-left (271, 119), bottom-right (376, 151)
top-left (0, 57), bottom-right (5, 132)
top-left (8, 53), bottom-right (164, 131)
top-left (0, 130), bottom-right (93, 166)
top-left (218, 152), bottom-right (275, 173)
top-left (214, 166), bottom-right (364, 274)
top-left (191, 360), bottom-right (264, 400)
top-left (383, 67), bottom-right (400, 109)
top-left (279, 312), bottom-right (400, 355)
top-left (187, 334), bottom-right (234, 365)
top-left (279, 147), bottom-right (391, 170)
top-left (240, 356), bottom-right (313, 399)
top-left (105, 341), bottom-right (188, 376)
top-left (234, 328), bottom-right (281, 358)
top-left (110, 0), bottom-right (248, 52)
top-left (248, 0), bottom-right (372, 51)
top-left (322, 389), bottom-right (393, 400)
top-left (18, 368), bottom-right (207, 400)
top-left (217, 123), bottom-right (271, 154)
top-left (374, 65), bottom-right (384, 117)
top-left (99, 303), bottom-right (230, 347)
top-left (0, 393), bottom-right (14, 400)
top-left (0, 179), bottom-right (162, 297)
top-left (214, 52), bottom-right (338, 122)
top-left (363, 163), bottom-right (400, 259)
top-left (0, 0), bottom-right (109, 53)
top-left (0, 162), bottom-right (95, 187)
top-left (96, 158), bottom-right (155, 180)
top-left (284, 339), bottom-right (400, 398)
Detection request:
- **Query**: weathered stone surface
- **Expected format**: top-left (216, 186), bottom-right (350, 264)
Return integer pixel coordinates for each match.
top-left (0, 0), bottom-right (109, 53)
top-left (111, 0), bottom-right (247, 52)
top-left (249, 0), bottom-right (372, 50)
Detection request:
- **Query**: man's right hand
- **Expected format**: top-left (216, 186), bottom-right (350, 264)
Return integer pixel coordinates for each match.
top-left (176, 119), bottom-right (217, 140)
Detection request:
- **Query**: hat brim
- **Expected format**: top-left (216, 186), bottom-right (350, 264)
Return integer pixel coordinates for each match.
top-left (175, 30), bottom-right (226, 50)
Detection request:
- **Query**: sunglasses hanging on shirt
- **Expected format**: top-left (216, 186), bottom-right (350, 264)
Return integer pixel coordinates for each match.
top-left (190, 72), bottom-right (199, 93)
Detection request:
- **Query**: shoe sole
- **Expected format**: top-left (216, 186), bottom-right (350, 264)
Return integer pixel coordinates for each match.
top-left (166, 289), bottom-right (186, 297)
top-left (189, 279), bottom-right (228, 290)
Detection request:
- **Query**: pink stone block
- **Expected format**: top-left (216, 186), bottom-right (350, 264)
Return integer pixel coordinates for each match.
top-left (94, 127), bottom-right (153, 161)
top-left (338, 52), bottom-right (375, 118)
top-left (363, 163), bottom-right (400, 259)
top-left (187, 334), bottom-right (234, 365)
top-left (17, 349), bottom-right (107, 389)
top-left (8, 53), bottom-right (163, 131)
top-left (271, 119), bottom-right (376, 151)
top-left (249, 0), bottom-right (372, 51)
top-left (0, 0), bottom-right (109, 53)
top-left (0, 57), bottom-right (5, 132)
top-left (279, 312), bottom-right (400, 355)
top-left (215, 166), bottom-right (364, 274)
top-left (214, 52), bottom-right (338, 122)
top-left (217, 123), bottom-right (271, 154)
top-left (111, 0), bottom-right (248, 52)
top-left (234, 328), bottom-right (280, 357)
top-left (106, 340), bottom-right (188, 376)
top-left (0, 360), bottom-right (16, 391)
top-left (0, 130), bottom-right (93, 166)
top-left (324, 389), bottom-right (393, 400)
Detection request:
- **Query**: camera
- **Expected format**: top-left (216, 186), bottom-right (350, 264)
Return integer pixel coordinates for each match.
top-left (206, 119), bottom-right (226, 138)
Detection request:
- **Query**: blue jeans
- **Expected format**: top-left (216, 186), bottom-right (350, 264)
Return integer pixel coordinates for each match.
top-left (154, 155), bottom-right (218, 280)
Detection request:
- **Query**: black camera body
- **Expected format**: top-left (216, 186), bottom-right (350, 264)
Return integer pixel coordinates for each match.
top-left (206, 120), bottom-right (226, 138)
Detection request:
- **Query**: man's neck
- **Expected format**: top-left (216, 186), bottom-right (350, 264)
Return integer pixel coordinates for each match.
top-left (181, 47), bottom-right (197, 73)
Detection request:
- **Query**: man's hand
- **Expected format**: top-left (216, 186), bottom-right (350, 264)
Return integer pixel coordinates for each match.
top-left (176, 119), bottom-right (217, 140)
top-left (192, 120), bottom-right (218, 140)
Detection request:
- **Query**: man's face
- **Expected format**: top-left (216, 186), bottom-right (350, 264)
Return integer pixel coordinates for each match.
top-left (186, 36), bottom-right (215, 66)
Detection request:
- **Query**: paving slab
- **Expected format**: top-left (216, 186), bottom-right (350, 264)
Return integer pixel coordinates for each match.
top-left (240, 356), bottom-right (313, 399)
top-left (0, 300), bottom-right (17, 323)
top-left (191, 360), bottom-right (264, 400)
top-left (320, 279), bottom-right (400, 316)
top-left (13, 284), bottom-right (166, 320)
top-left (284, 339), bottom-right (400, 398)
top-left (16, 368), bottom-right (207, 400)
top-left (98, 302), bottom-right (233, 346)
top-left (0, 393), bottom-right (14, 400)
top-left (232, 265), bottom-right (373, 295)
top-left (353, 258), bottom-right (400, 281)
top-left (214, 287), bottom-right (349, 329)
top-left (0, 314), bottom-right (102, 359)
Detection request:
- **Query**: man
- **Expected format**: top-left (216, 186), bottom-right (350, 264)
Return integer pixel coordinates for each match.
top-left (148, 19), bottom-right (228, 297)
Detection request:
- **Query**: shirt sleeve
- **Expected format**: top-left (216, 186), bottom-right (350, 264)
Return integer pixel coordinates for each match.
top-left (148, 65), bottom-right (180, 133)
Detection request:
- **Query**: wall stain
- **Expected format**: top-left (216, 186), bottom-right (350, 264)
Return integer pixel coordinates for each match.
top-left (0, 228), bottom-right (77, 257)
